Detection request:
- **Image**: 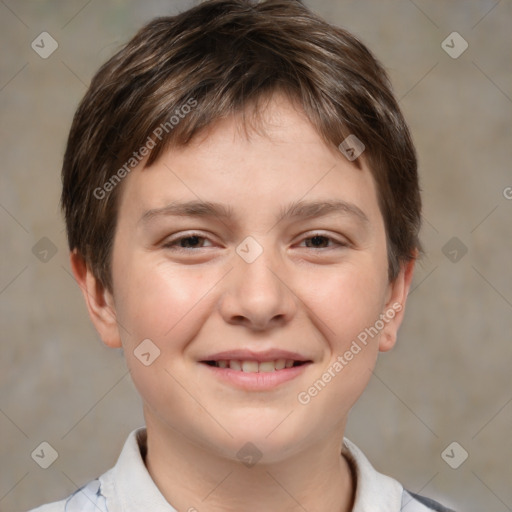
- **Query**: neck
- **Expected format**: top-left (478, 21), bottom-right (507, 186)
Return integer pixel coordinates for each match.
top-left (143, 415), bottom-right (355, 512)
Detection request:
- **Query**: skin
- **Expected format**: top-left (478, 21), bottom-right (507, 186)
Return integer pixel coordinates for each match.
top-left (72, 95), bottom-right (415, 512)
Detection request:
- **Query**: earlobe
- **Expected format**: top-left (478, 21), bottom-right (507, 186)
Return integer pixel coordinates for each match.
top-left (70, 250), bottom-right (122, 349)
top-left (379, 256), bottom-right (416, 352)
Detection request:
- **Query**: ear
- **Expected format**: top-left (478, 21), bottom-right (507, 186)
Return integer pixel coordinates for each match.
top-left (70, 250), bottom-right (122, 349)
top-left (378, 255), bottom-right (417, 353)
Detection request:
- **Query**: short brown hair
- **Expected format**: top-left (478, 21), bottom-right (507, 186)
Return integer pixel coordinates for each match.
top-left (62, 0), bottom-right (421, 291)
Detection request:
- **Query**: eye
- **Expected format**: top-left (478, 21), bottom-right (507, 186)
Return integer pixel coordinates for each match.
top-left (163, 233), bottom-right (214, 250)
top-left (298, 234), bottom-right (347, 249)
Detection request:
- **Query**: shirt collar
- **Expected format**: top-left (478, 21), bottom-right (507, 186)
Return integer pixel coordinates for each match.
top-left (102, 428), bottom-right (175, 511)
top-left (104, 428), bottom-right (403, 511)
top-left (342, 438), bottom-right (403, 511)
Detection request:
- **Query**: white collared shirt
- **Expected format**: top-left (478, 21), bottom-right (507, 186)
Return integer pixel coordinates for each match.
top-left (29, 428), bottom-right (455, 512)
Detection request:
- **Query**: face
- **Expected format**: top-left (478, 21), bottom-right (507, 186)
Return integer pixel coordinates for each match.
top-left (78, 96), bottom-right (413, 463)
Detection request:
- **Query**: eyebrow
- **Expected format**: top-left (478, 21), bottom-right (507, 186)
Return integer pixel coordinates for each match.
top-left (139, 199), bottom-right (369, 225)
top-left (140, 200), bottom-right (234, 224)
top-left (278, 199), bottom-right (369, 224)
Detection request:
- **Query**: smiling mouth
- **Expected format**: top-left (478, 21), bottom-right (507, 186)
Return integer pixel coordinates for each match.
top-left (201, 359), bottom-right (310, 372)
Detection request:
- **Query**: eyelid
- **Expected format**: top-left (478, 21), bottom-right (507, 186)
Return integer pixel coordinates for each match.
top-left (295, 231), bottom-right (350, 248)
top-left (162, 231), bottom-right (216, 249)
top-left (161, 230), bottom-right (350, 251)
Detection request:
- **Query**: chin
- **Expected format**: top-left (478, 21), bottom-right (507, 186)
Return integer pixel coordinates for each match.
top-left (216, 414), bottom-right (308, 462)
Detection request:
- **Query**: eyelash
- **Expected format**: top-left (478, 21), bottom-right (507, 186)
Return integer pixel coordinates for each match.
top-left (162, 232), bottom-right (348, 251)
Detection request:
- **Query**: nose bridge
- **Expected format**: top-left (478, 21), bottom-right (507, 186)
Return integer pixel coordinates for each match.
top-left (237, 240), bottom-right (286, 297)
top-left (219, 241), bottom-right (296, 328)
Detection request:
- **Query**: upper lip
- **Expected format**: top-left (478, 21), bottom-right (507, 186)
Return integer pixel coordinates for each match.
top-left (200, 349), bottom-right (311, 363)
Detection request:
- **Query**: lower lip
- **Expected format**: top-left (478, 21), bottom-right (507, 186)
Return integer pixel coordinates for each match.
top-left (200, 363), bottom-right (311, 391)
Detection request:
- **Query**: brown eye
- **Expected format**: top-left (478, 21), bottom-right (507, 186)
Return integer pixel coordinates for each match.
top-left (178, 236), bottom-right (204, 248)
top-left (304, 235), bottom-right (331, 248)
top-left (163, 233), bottom-right (214, 250)
top-left (300, 234), bottom-right (348, 249)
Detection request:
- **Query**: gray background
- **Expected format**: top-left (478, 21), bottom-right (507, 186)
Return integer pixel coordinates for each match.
top-left (1, 1), bottom-right (511, 511)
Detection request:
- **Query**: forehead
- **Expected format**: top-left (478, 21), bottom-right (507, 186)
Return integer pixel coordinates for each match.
top-left (116, 97), bottom-right (383, 229)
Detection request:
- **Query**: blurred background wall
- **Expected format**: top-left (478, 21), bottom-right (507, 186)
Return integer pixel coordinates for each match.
top-left (1, 1), bottom-right (511, 511)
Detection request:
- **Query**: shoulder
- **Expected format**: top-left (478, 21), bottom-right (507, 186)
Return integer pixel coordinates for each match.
top-left (27, 428), bottom-right (146, 512)
top-left (342, 438), bottom-right (457, 512)
top-left (27, 478), bottom-right (108, 512)
top-left (402, 490), bottom-right (457, 512)
top-left (26, 502), bottom-right (66, 512)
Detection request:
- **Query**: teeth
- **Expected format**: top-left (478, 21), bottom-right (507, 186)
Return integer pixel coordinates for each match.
top-left (275, 359), bottom-right (286, 370)
top-left (230, 360), bottom-right (242, 371)
top-left (259, 361), bottom-right (276, 373)
top-left (242, 361), bottom-right (259, 373)
top-left (212, 359), bottom-right (300, 372)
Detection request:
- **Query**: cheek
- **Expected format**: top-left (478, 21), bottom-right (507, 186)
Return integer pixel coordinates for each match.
top-left (111, 255), bottom-right (216, 425)
top-left (297, 259), bottom-right (388, 345)
top-left (292, 266), bottom-right (385, 419)
top-left (112, 250), bottom-right (214, 347)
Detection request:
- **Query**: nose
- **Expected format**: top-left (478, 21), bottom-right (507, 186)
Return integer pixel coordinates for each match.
top-left (219, 248), bottom-right (297, 331)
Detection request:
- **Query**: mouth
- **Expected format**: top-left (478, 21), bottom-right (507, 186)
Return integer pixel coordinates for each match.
top-left (201, 359), bottom-right (309, 372)
top-left (199, 352), bottom-right (312, 390)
